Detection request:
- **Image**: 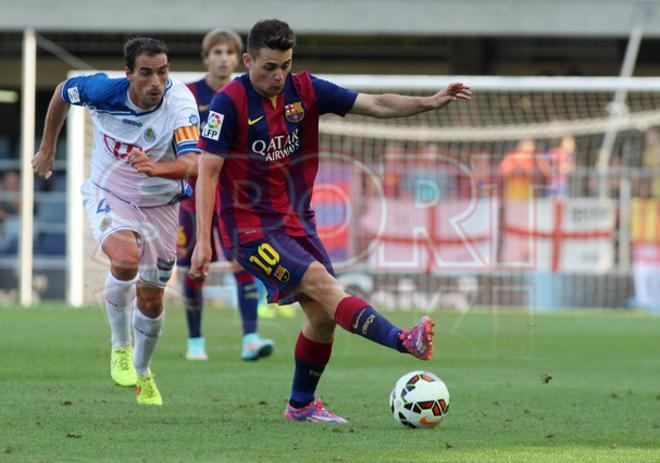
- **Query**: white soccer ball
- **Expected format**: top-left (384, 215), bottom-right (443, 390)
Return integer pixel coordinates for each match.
top-left (389, 370), bottom-right (449, 428)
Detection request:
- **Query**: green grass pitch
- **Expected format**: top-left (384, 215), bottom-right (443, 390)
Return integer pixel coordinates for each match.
top-left (0, 303), bottom-right (658, 462)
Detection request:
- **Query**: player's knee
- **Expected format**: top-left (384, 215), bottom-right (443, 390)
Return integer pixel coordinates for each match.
top-left (106, 248), bottom-right (139, 280)
top-left (110, 254), bottom-right (139, 277)
top-left (136, 297), bottom-right (163, 318)
top-left (310, 315), bottom-right (336, 334)
top-left (103, 231), bottom-right (139, 270)
top-left (110, 262), bottom-right (138, 281)
top-left (304, 313), bottom-right (336, 341)
top-left (300, 262), bottom-right (345, 302)
top-left (136, 284), bottom-right (164, 318)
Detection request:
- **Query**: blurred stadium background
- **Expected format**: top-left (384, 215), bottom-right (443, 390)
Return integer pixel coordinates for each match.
top-left (1, 0), bottom-right (660, 314)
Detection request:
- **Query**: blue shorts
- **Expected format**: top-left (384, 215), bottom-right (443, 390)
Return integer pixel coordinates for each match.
top-left (233, 233), bottom-right (335, 305)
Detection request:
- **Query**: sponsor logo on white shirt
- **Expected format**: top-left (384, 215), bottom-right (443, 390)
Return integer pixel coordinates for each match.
top-left (122, 118), bottom-right (142, 127)
top-left (102, 133), bottom-right (140, 160)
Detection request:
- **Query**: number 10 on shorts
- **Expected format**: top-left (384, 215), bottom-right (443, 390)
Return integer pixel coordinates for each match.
top-left (249, 243), bottom-right (280, 275)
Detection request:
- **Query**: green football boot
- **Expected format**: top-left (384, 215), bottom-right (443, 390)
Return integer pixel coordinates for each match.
top-left (136, 374), bottom-right (163, 406)
top-left (110, 345), bottom-right (137, 387)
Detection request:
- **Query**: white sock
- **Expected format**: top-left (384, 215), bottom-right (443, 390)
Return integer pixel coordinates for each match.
top-left (105, 272), bottom-right (137, 348)
top-left (132, 301), bottom-right (164, 377)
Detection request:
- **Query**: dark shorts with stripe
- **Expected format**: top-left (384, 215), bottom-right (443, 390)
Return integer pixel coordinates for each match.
top-left (232, 233), bottom-right (334, 305)
top-left (176, 204), bottom-right (232, 267)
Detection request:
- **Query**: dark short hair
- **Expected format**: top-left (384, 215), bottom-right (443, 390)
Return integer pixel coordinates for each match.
top-left (123, 37), bottom-right (169, 71)
top-left (247, 19), bottom-right (296, 57)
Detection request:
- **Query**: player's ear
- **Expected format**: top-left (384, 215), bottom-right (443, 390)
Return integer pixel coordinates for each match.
top-left (242, 52), bottom-right (253, 69)
top-left (125, 67), bottom-right (133, 80)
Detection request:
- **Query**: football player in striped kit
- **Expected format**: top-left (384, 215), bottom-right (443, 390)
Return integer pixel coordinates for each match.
top-left (191, 19), bottom-right (471, 423)
top-left (178, 29), bottom-right (274, 362)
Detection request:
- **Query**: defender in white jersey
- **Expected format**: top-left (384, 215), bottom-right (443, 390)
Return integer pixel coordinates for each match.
top-left (32, 37), bottom-right (200, 406)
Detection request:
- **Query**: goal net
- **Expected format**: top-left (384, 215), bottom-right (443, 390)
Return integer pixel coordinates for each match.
top-left (67, 73), bottom-right (660, 312)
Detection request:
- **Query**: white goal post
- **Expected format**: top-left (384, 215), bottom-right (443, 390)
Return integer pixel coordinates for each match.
top-left (66, 72), bottom-right (660, 307)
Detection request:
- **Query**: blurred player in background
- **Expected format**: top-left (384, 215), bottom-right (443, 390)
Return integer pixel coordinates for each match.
top-left (33, 37), bottom-right (200, 406)
top-left (178, 29), bottom-right (275, 361)
top-left (191, 19), bottom-right (471, 424)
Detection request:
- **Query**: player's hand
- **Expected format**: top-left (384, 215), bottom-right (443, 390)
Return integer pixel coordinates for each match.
top-left (32, 149), bottom-right (55, 179)
top-left (189, 243), bottom-right (212, 282)
top-left (431, 82), bottom-right (472, 109)
top-left (128, 148), bottom-right (160, 177)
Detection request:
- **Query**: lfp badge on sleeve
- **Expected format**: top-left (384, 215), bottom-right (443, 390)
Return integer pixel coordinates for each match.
top-left (202, 111), bottom-right (224, 141)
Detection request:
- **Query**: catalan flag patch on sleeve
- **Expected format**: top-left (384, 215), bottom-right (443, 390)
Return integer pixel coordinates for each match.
top-left (174, 125), bottom-right (201, 155)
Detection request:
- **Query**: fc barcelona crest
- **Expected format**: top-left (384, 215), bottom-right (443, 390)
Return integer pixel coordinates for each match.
top-left (274, 265), bottom-right (290, 283)
top-left (285, 102), bottom-right (305, 123)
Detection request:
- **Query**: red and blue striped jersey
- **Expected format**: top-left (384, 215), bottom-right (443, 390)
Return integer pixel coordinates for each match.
top-left (182, 77), bottom-right (221, 212)
top-left (198, 71), bottom-right (357, 248)
top-left (186, 78), bottom-right (217, 129)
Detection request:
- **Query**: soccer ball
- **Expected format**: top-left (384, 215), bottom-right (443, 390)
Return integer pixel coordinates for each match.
top-left (389, 370), bottom-right (449, 428)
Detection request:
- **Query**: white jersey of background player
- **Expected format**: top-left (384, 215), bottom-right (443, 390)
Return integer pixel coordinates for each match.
top-left (32, 37), bottom-right (199, 406)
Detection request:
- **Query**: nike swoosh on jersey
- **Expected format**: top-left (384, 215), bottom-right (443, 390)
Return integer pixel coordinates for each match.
top-left (248, 115), bottom-right (264, 126)
top-left (198, 104), bottom-right (209, 111)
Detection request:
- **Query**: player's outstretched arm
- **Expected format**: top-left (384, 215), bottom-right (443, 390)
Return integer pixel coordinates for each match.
top-left (32, 82), bottom-right (70, 179)
top-left (128, 150), bottom-right (198, 179)
top-left (189, 152), bottom-right (224, 281)
top-left (350, 82), bottom-right (471, 119)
